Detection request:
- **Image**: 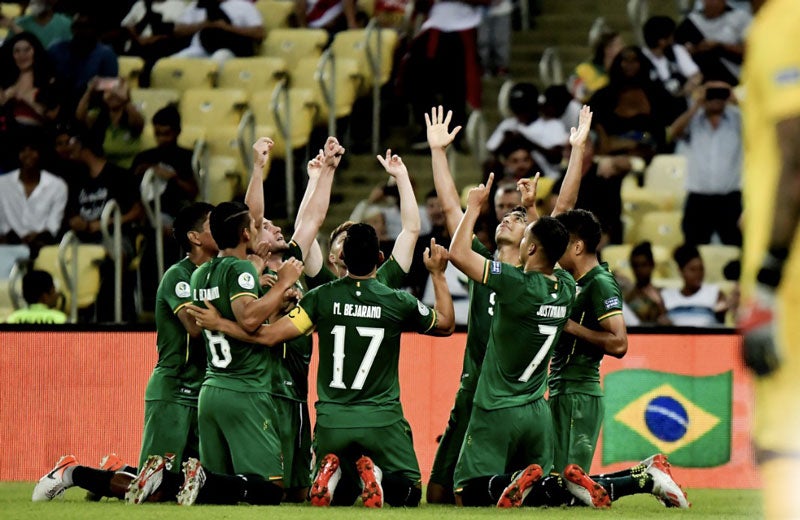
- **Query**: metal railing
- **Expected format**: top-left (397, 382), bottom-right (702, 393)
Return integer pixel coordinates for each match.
top-left (627, 0), bottom-right (647, 46)
top-left (538, 47), bottom-right (564, 87)
top-left (140, 169), bottom-right (165, 281)
top-left (57, 231), bottom-right (80, 323)
top-left (317, 48), bottom-right (338, 137)
top-left (465, 110), bottom-right (489, 167)
top-left (364, 18), bottom-right (383, 156)
top-left (101, 200), bottom-right (123, 323)
top-left (271, 80), bottom-right (297, 217)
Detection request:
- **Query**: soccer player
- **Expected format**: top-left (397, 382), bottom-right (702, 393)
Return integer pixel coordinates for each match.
top-left (188, 223), bottom-right (456, 508)
top-left (447, 174), bottom-right (576, 507)
top-left (739, 1), bottom-right (800, 518)
top-left (32, 202), bottom-right (218, 502)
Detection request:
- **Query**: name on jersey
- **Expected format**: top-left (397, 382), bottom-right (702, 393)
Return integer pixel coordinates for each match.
top-left (333, 302), bottom-right (381, 318)
top-left (536, 305), bottom-right (566, 318)
top-left (194, 287), bottom-right (220, 301)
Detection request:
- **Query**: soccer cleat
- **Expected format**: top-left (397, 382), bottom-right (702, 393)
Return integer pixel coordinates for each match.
top-left (32, 455), bottom-right (79, 501)
top-left (563, 464), bottom-right (611, 508)
top-left (356, 455), bottom-right (384, 508)
top-left (125, 454), bottom-right (170, 504)
top-left (176, 458), bottom-right (206, 506)
top-left (310, 453), bottom-right (341, 507)
top-left (646, 454), bottom-right (690, 508)
top-left (85, 453), bottom-right (129, 501)
top-left (497, 464), bottom-right (543, 508)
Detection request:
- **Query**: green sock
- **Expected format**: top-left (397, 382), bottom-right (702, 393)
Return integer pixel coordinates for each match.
top-left (595, 464), bottom-right (653, 501)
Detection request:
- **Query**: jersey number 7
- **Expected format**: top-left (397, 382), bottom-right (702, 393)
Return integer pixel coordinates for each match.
top-left (518, 324), bottom-right (558, 382)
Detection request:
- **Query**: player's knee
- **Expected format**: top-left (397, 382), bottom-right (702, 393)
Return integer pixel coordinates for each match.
top-left (426, 481), bottom-right (455, 504)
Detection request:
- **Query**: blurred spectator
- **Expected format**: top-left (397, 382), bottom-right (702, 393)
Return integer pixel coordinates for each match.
top-left (568, 27), bottom-right (624, 103)
top-left (5, 270), bottom-right (67, 324)
top-left (4, 0), bottom-right (72, 48)
top-left (349, 180), bottom-right (403, 240)
top-left (75, 77), bottom-right (144, 169)
top-left (675, 0), bottom-right (751, 85)
top-left (478, 0), bottom-right (512, 77)
top-left (46, 121), bottom-right (85, 188)
top-left (494, 135), bottom-right (543, 182)
top-left (121, 0), bottom-right (191, 86)
top-left (621, 241), bottom-right (668, 325)
top-left (589, 45), bottom-right (676, 161)
top-left (0, 132), bottom-right (68, 258)
top-left (362, 205), bottom-right (395, 259)
top-left (173, 0), bottom-right (265, 62)
top-left (486, 82), bottom-right (538, 149)
top-left (49, 12), bottom-right (119, 111)
top-left (662, 243), bottom-right (728, 326)
top-left (492, 180), bottom-right (521, 223)
top-left (641, 15), bottom-right (702, 115)
top-left (295, 0), bottom-right (359, 32)
top-left (0, 31), bottom-right (61, 171)
top-left (669, 82), bottom-right (741, 246)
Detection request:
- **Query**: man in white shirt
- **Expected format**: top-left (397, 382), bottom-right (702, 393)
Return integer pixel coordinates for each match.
top-left (173, 0), bottom-right (264, 62)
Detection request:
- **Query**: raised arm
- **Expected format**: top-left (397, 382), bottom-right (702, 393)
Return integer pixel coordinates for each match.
top-left (449, 174), bottom-right (495, 282)
top-left (245, 137), bottom-right (273, 229)
top-left (426, 106), bottom-right (464, 235)
top-left (377, 150), bottom-right (420, 272)
top-left (552, 105), bottom-right (592, 217)
top-left (422, 237), bottom-right (455, 335)
top-left (517, 173), bottom-right (541, 223)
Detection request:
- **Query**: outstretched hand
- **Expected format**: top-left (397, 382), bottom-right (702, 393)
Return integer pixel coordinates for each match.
top-left (253, 137), bottom-right (274, 169)
top-left (423, 237), bottom-right (449, 274)
top-left (376, 149), bottom-right (408, 179)
top-left (466, 173), bottom-right (494, 211)
top-left (569, 105), bottom-right (593, 147)
top-left (425, 105), bottom-right (462, 150)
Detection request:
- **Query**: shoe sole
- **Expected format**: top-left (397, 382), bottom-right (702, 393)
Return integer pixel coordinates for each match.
top-left (497, 464), bottom-right (543, 508)
top-left (177, 459), bottom-right (205, 506)
top-left (564, 464), bottom-right (611, 508)
top-left (310, 454), bottom-right (340, 507)
top-left (32, 456), bottom-right (78, 502)
top-left (356, 457), bottom-right (383, 508)
top-left (125, 456), bottom-right (165, 505)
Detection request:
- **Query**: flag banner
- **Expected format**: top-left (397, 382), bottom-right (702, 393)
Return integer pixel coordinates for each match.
top-left (603, 369), bottom-right (732, 467)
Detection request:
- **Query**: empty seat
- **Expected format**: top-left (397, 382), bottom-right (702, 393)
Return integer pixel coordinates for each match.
top-left (248, 87), bottom-right (316, 158)
top-left (131, 88), bottom-right (181, 123)
top-left (118, 56), bottom-right (145, 87)
top-left (261, 28), bottom-right (328, 65)
top-left (644, 154), bottom-right (687, 205)
top-left (151, 57), bottom-right (217, 92)
top-left (255, 0), bottom-right (295, 31)
top-left (633, 211), bottom-right (685, 252)
top-left (330, 28), bottom-right (398, 96)
top-left (699, 244), bottom-right (741, 283)
top-left (293, 54), bottom-right (360, 125)
top-left (218, 56), bottom-right (287, 95)
top-left (179, 88), bottom-right (249, 128)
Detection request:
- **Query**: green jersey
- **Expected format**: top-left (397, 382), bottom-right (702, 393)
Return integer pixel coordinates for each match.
top-left (146, 257), bottom-right (206, 405)
top-left (549, 263), bottom-right (623, 397)
top-left (5, 303), bottom-right (67, 324)
top-left (474, 260), bottom-right (575, 410)
top-left (305, 256), bottom-right (407, 290)
top-left (190, 255), bottom-right (276, 392)
top-left (460, 238), bottom-right (496, 392)
top-left (287, 276), bottom-right (438, 428)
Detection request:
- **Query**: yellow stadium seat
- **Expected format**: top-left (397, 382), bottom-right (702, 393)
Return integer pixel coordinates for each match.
top-left (261, 28), bottom-right (329, 65)
top-left (179, 88), bottom-right (249, 128)
top-left (131, 88), bottom-right (181, 124)
top-left (357, 0), bottom-right (376, 17)
top-left (699, 244), bottom-right (741, 283)
top-left (35, 243), bottom-right (107, 313)
top-left (330, 28), bottom-right (398, 96)
top-left (255, 0), bottom-right (295, 32)
top-left (118, 56), bottom-right (145, 88)
top-left (151, 57), bottom-right (217, 92)
top-left (218, 57), bottom-right (287, 96)
top-left (203, 155), bottom-right (242, 205)
top-left (633, 210), bottom-right (685, 252)
top-left (293, 54), bottom-right (361, 125)
top-left (600, 244), bottom-right (634, 281)
top-left (0, 3), bottom-right (22, 19)
top-left (644, 154), bottom-right (687, 205)
top-left (622, 188), bottom-right (674, 243)
top-left (248, 87), bottom-right (316, 158)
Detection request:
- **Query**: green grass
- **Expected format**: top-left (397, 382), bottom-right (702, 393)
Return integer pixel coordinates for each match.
top-left (2, 483), bottom-right (763, 519)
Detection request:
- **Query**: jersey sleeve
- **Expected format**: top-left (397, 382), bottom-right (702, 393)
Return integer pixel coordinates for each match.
top-left (396, 291), bottom-right (438, 334)
top-left (376, 257), bottom-right (406, 289)
top-left (162, 266), bottom-right (193, 314)
top-left (481, 260), bottom-right (527, 302)
top-left (229, 260), bottom-right (260, 302)
top-left (289, 287), bottom-right (319, 334)
top-left (590, 272), bottom-right (623, 322)
top-left (305, 265), bottom-right (337, 290)
top-left (471, 236), bottom-right (493, 259)
top-left (284, 240), bottom-right (304, 262)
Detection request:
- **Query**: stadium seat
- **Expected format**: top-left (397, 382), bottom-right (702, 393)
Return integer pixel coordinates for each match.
top-left (179, 88), bottom-right (249, 128)
top-left (0, 2), bottom-right (22, 19)
top-left (247, 87), bottom-right (317, 158)
top-left (218, 57), bottom-right (287, 96)
top-left (203, 155), bottom-right (242, 205)
top-left (699, 244), bottom-right (741, 283)
top-left (330, 27), bottom-right (398, 96)
top-left (600, 244), bottom-right (634, 281)
top-left (622, 189), bottom-right (674, 243)
top-left (644, 154), bottom-right (688, 205)
top-left (131, 88), bottom-right (181, 123)
top-left (151, 57), bottom-right (217, 92)
top-left (633, 211), bottom-right (685, 252)
top-left (261, 28), bottom-right (329, 66)
top-left (255, 0), bottom-right (295, 32)
top-left (293, 54), bottom-right (361, 126)
top-left (118, 56), bottom-right (145, 88)
top-left (34, 242), bottom-right (106, 314)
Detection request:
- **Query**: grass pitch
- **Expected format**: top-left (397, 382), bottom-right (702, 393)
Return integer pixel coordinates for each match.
top-left (2, 483), bottom-right (762, 519)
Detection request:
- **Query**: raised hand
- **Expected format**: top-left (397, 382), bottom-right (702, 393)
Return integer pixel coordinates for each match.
top-left (253, 137), bottom-right (274, 169)
top-left (425, 105), bottom-right (462, 150)
top-left (376, 149), bottom-right (408, 179)
top-left (569, 105), bottom-right (593, 147)
top-left (307, 150), bottom-right (324, 180)
top-left (277, 257), bottom-right (304, 288)
top-left (517, 172), bottom-right (541, 209)
top-left (322, 136), bottom-right (346, 168)
top-left (423, 237), bottom-right (449, 274)
top-left (467, 173), bottom-right (494, 211)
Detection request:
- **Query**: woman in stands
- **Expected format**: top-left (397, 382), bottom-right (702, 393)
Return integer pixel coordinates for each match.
top-left (661, 243), bottom-right (728, 326)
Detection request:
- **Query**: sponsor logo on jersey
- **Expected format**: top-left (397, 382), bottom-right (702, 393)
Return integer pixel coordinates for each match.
top-left (417, 300), bottom-right (430, 316)
top-left (490, 261), bottom-right (501, 274)
top-left (175, 281), bottom-right (191, 298)
top-left (604, 296), bottom-right (621, 310)
top-left (238, 272), bottom-right (255, 290)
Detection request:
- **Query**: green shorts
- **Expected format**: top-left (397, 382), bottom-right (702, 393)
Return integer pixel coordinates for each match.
top-left (549, 393), bottom-right (604, 473)
top-left (454, 398), bottom-right (553, 491)
top-left (272, 395), bottom-right (312, 490)
top-left (197, 385), bottom-right (284, 480)
top-left (429, 387), bottom-right (474, 489)
top-left (138, 399), bottom-right (199, 472)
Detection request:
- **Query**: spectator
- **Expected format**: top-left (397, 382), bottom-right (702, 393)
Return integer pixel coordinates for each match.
top-left (349, 180), bottom-right (403, 240)
top-left (0, 132), bottom-right (68, 258)
top-left (669, 82), bottom-right (742, 245)
top-left (486, 82), bottom-right (538, 158)
top-left (478, 0), bottom-right (512, 77)
top-left (492, 180), bottom-right (521, 223)
top-left (4, 0), bottom-right (72, 49)
top-left (5, 270), bottom-right (67, 324)
top-left (294, 0), bottom-right (359, 33)
top-left (172, 0), bottom-right (265, 63)
top-left (568, 26), bottom-right (624, 102)
top-left (49, 12), bottom-right (119, 111)
top-left (621, 241), bottom-right (668, 325)
top-left (589, 45), bottom-right (677, 161)
top-left (662, 243), bottom-right (728, 326)
top-left (675, 0), bottom-right (751, 85)
top-left (75, 77), bottom-right (144, 169)
top-left (641, 15), bottom-right (702, 115)
top-left (494, 135), bottom-right (544, 182)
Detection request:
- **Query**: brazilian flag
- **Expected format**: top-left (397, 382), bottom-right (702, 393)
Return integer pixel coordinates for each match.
top-left (603, 370), bottom-right (732, 467)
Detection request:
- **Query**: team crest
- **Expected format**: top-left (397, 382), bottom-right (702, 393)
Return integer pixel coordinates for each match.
top-left (238, 272), bottom-right (255, 290)
top-left (417, 301), bottom-right (430, 316)
top-left (175, 281), bottom-right (191, 298)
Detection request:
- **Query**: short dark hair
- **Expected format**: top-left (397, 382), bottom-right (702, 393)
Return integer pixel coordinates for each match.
top-left (425, 189), bottom-right (438, 201)
top-left (22, 270), bottom-right (55, 305)
top-left (173, 202), bottom-right (214, 251)
top-left (152, 103), bottom-right (181, 131)
top-left (498, 134), bottom-right (534, 158)
top-left (673, 243), bottom-right (701, 270)
top-left (508, 82), bottom-right (539, 116)
top-left (343, 223), bottom-right (380, 276)
top-left (72, 126), bottom-right (105, 157)
top-left (210, 201), bottom-right (251, 250)
top-left (556, 209), bottom-right (602, 254)
top-left (529, 216), bottom-right (569, 265)
top-left (630, 240), bottom-right (654, 264)
top-left (643, 15), bottom-right (676, 49)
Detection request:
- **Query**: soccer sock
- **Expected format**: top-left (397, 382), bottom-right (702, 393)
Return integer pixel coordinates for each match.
top-left (592, 463), bottom-right (646, 480)
top-left (195, 471), bottom-right (245, 505)
top-left (70, 467), bottom-right (113, 496)
top-left (522, 474), bottom-right (574, 507)
top-left (121, 465), bottom-right (137, 474)
top-left (381, 472), bottom-right (421, 507)
top-left (594, 465), bottom-right (653, 501)
top-left (239, 474), bottom-right (283, 505)
top-left (458, 474), bottom-right (513, 506)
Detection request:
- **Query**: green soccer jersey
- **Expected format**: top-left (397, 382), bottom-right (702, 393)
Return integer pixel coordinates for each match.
top-left (287, 276), bottom-right (437, 428)
top-left (549, 263), bottom-right (623, 397)
top-left (305, 256), bottom-right (407, 290)
top-left (473, 260), bottom-right (575, 410)
top-left (190, 255), bottom-right (276, 392)
top-left (460, 238), bottom-right (496, 392)
top-left (146, 257), bottom-right (206, 405)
